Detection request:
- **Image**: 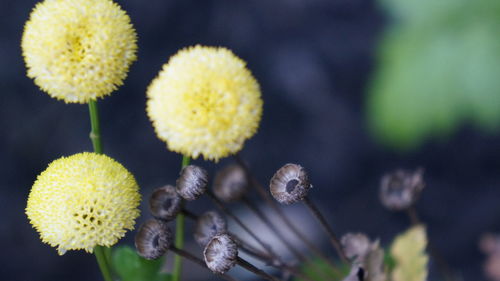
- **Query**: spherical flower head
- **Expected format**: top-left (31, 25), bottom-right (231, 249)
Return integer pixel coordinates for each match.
top-left (26, 152), bottom-right (141, 255)
top-left (146, 45), bottom-right (263, 161)
top-left (21, 0), bottom-right (137, 103)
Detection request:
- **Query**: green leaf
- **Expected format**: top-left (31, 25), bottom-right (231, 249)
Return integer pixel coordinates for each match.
top-left (383, 251), bottom-right (396, 273)
top-left (390, 225), bottom-right (428, 281)
top-left (112, 245), bottom-right (171, 281)
top-left (295, 257), bottom-right (350, 281)
top-left (367, 0), bottom-right (500, 150)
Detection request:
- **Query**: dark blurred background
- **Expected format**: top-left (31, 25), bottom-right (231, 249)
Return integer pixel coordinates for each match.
top-left (2, 0), bottom-right (500, 280)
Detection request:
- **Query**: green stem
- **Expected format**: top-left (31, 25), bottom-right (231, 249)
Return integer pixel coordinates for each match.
top-left (94, 245), bottom-right (113, 281)
top-left (173, 155), bottom-right (191, 281)
top-left (88, 99), bottom-right (114, 281)
top-left (89, 99), bottom-right (103, 154)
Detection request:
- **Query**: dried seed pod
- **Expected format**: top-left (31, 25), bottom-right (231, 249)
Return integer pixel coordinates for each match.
top-left (480, 233), bottom-right (500, 255)
top-left (379, 168), bottom-right (425, 211)
top-left (204, 233), bottom-right (238, 274)
top-left (135, 218), bottom-right (172, 260)
top-left (269, 163), bottom-right (311, 204)
top-left (176, 165), bottom-right (208, 200)
top-left (194, 211), bottom-right (228, 248)
top-left (341, 233), bottom-right (371, 261)
top-left (149, 185), bottom-right (182, 221)
top-left (213, 164), bottom-right (248, 202)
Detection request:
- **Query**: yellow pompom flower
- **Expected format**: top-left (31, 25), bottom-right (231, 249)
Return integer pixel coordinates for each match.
top-left (21, 0), bottom-right (137, 103)
top-left (147, 45), bottom-right (263, 161)
top-left (26, 152), bottom-right (141, 255)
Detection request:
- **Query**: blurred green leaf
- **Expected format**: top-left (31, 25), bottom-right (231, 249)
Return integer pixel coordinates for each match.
top-left (295, 257), bottom-right (350, 281)
top-left (112, 245), bottom-right (171, 281)
top-left (368, 0), bottom-right (500, 150)
top-left (383, 251), bottom-right (396, 273)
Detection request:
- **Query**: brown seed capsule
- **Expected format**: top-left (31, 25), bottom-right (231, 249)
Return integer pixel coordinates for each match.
top-left (176, 165), bottom-right (208, 201)
top-left (135, 218), bottom-right (173, 260)
top-left (149, 185), bottom-right (182, 221)
top-left (213, 164), bottom-right (248, 202)
top-left (341, 233), bottom-right (371, 261)
top-left (379, 168), bottom-right (425, 211)
top-left (204, 233), bottom-right (238, 274)
top-left (480, 233), bottom-right (500, 255)
top-left (269, 163), bottom-right (311, 204)
top-left (194, 211), bottom-right (228, 248)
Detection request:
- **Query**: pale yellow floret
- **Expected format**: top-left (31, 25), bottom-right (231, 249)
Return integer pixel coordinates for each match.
top-left (26, 152), bottom-right (141, 255)
top-left (146, 45), bottom-right (263, 161)
top-left (21, 0), bottom-right (137, 103)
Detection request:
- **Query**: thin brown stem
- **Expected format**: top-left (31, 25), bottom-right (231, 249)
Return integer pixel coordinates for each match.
top-left (407, 206), bottom-right (455, 281)
top-left (242, 196), bottom-right (313, 263)
top-left (234, 155), bottom-right (338, 267)
top-left (237, 257), bottom-right (282, 281)
top-left (170, 246), bottom-right (239, 281)
top-left (207, 191), bottom-right (278, 258)
top-left (207, 192), bottom-right (317, 279)
top-left (181, 208), bottom-right (274, 264)
top-left (303, 197), bottom-right (348, 263)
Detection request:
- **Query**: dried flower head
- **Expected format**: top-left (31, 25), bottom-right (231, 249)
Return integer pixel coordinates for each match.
top-left (146, 45), bottom-right (263, 161)
top-left (21, 0), bottom-right (137, 103)
top-left (149, 185), bottom-right (182, 221)
top-left (26, 152), bottom-right (141, 255)
top-left (484, 255), bottom-right (500, 281)
top-left (342, 233), bottom-right (386, 281)
top-left (213, 164), bottom-right (248, 202)
top-left (204, 233), bottom-right (239, 274)
top-left (342, 233), bottom-right (372, 261)
top-left (480, 233), bottom-right (500, 281)
top-left (194, 211), bottom-right (228, 248)
top-left (380, 168), bottom-right (425, 211)
top-left (135, 218), bottom-right (172, 260)
top-left (176, 165), bottom-right (208, 201)
top-left (480, 233), bottom-right (500, 255)
top-left (270, 163), bottom-right (311, 204)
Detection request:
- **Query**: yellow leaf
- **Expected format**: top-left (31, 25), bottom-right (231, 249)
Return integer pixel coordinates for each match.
top-left (391, 225), bottom-right (429, 281)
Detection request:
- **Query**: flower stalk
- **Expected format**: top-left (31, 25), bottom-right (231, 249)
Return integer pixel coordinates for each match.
top-left (88, 100), bottom-right (115, 281)
top-left (94, 246), bottom-right (113, 281)
top-left (89, 99), bottom-right (103, 154)
top-left (172, 155), bottom-right (190, 281)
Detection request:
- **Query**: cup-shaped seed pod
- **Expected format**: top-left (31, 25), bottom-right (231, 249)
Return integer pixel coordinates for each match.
top-left (135, 218), bottom-right (173, 260)
top-left (379, 168), bottom-right (425, 211)
top-left (480, 233), bottom-right (500, 255)
top-left (213, 164), bottom-right (248, 202)
top-left (204, 233), bottom-right (238, 274)
top-left (194, 211), bottom-right (228, 248)
top-left (176, 165), bottom-right (208, 200)
top-left (341, 233), bottom-right (372, 261)
top-left (269, 163), bottom-right (311, 204)
top-left (149, 185), bottom-right (182, 221)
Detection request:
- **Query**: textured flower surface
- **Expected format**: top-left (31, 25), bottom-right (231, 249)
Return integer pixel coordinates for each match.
top-left (147, 45), bottom-right (263, 161)
top-left (22, 0), bottom-right (137, 103)
top-left (26, 152), bottom-right (141, 255)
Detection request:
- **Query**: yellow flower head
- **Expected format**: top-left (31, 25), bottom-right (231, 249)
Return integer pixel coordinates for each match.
top-left (146, 45), bottom-right (263, 161)
top-left (26, 152), bottom-right (141, 255)
top-left (21, 0), bottom-right (137, 103)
